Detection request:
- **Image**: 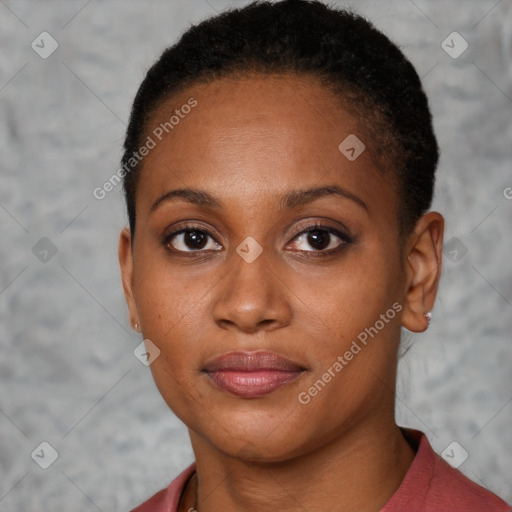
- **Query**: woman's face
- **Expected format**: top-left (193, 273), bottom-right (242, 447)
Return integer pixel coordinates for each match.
top-left (120, 74), bottom-right (411, 461)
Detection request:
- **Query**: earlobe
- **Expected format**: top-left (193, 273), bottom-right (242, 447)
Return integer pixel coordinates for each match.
top-left (401, 212), bottom-right (444, 333)
top-left (118, 227), bottom-right (140, 332)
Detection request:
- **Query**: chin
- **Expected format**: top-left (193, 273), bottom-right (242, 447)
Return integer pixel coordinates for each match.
top-left (199, 409), bottom-right (314, 463)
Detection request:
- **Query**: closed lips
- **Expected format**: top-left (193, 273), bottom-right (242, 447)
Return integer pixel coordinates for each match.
top-left (202, 351), bottom-right (306, 398)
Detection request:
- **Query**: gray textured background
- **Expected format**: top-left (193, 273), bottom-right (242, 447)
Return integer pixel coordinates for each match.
top-left (1, 0), bottom-right (511, 510)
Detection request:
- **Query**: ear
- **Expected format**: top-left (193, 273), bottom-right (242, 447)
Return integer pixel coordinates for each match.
top-left (401, 211), bottom-right (444, 333)
top-left (118, 227), bottom-right (140, 332)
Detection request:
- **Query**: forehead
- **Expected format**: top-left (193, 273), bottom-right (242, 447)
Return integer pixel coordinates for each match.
top-left (136, 73), bottom-right (394, 218)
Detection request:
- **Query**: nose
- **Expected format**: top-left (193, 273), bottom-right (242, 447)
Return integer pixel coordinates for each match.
top-left (212, 244), bottom-right (292, 335)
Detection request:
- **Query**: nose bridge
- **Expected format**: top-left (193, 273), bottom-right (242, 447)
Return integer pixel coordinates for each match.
top-left (212, 240), bottom-right (291, 332)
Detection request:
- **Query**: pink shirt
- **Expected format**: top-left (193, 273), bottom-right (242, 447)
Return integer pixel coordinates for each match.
top-left (130, 428), bottom-right (511, 511)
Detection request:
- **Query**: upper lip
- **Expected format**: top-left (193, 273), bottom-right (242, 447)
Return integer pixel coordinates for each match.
top-left (202, 350), bottom-right (306, 372)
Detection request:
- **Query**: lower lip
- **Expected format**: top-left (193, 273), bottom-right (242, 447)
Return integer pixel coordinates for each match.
top-left (205, 370), bottom-right (303, 398)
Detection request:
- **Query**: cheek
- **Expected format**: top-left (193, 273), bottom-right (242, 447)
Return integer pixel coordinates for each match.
top-left (291, 246), bottom-right (402, 405)
top-left (133, 257), bottom-right (211, 423)
top-left (294, 281), bottom-right (402, 434)
top-left (133, 249), bottom-right (211, 336)
top-left (296, 253), bottom-right (399, 352)
top-left (131, 253), bottom-right (210, 397)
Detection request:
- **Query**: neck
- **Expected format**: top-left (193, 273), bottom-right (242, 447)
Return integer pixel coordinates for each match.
top-left (180, 417), bottom-right (415, 512)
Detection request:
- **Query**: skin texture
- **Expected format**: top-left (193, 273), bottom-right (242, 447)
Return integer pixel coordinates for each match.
top-left (119, 73), bottom-right (444, 512)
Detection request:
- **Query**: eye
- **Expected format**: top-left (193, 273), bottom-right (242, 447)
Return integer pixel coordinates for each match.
top-left (163, 221), bottom-right (353, 255)
top-left (164, 224), bottom-right (222, 253)
top-left (287, 222), bottom-right (352, 253)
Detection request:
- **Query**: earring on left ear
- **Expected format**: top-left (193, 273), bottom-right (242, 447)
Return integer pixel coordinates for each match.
top-left (424, 312), bottom-right (432, 325)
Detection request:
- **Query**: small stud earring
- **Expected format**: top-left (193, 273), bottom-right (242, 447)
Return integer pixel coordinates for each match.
top-left (424, 312), bottom-right (432, 325)
top-left (134, 322), bottom-right (138, 331)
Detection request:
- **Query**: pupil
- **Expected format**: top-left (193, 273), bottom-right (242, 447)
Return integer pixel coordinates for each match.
top-left (308, 230), bottom-right (329, 250)
top-left (185, 230), bottom-right (207, 249)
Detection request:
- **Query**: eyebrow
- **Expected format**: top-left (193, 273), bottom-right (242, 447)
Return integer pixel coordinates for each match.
top-left (150, 184), bottom-right (369, 213)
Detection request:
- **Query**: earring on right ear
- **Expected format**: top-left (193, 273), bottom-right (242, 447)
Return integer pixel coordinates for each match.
top-left (424, 312), bottom-right (432, 325)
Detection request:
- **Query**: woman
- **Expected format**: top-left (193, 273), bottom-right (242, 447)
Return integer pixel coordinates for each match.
top-left (118, 1), bottom-right (512, 510)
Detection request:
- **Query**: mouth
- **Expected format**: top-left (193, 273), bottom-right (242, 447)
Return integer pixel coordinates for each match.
top-left (202, 350), bottom-right (307, 398)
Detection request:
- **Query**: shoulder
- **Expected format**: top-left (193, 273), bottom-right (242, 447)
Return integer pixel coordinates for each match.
top-left (382, 428), bottom-right (511, 512)
top-left (428, 447), bottom-right (511, 511)
top-left (129, 463), bottom-right (196, 512)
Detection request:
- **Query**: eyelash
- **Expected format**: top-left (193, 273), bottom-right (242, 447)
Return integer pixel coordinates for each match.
top-left (162, 221), bottom-right (354, 257)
